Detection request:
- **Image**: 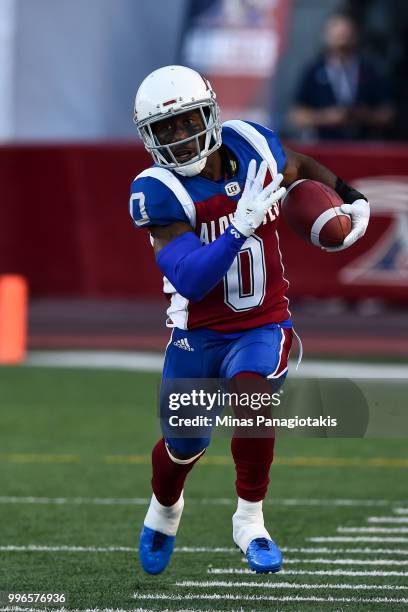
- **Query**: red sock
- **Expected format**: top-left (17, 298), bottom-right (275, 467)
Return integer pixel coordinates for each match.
top-left (231, 436), bottom-right (275, 501)
top-left (151, 438), bottom-right (203, 506)
top-left (230, 372), bottom-right (275, 502)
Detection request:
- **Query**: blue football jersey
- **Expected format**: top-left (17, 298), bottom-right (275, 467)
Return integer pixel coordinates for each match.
top-left (129, 120), bottom-right (290, 331)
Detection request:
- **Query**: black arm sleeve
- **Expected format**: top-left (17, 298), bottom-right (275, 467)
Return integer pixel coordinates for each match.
top-left (335, 177), bottom-right (368, 203)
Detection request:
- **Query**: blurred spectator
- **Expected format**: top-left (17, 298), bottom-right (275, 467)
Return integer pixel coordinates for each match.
top-left (343, 0), bottom-right (408, 140)
top-left (288, 12), bottom-right (395, 140)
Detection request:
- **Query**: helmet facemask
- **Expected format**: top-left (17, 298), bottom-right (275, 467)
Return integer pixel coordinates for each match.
top-left (136, 100), bottom-right (221, 177)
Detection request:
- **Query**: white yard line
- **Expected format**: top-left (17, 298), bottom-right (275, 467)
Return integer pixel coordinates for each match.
top-left (132, 592), bottom-right (408, 604)
top-left (283, 546), bottom-right (408, 555)
top-left (25, 351), bottom-right (164, 372)
top-left (25, 351), bottom-right (408, 379)
top-left (309, 536), bottom-right (408, 543)
top-left (0, 609), bottom-right (195, 612)
top-left (283, 558), bottom-right (408, 566)
top-left (2, 544), bottom-right (408, 556)
top-left (368, 517), bottom-right (408, 523)
top-left (0, 609), bottom-right (201, 612)
top-left (265, 498), bottom-right (405, 507)
top-left (176, 546), bottom-right (234, 553)
top-left (0, 544), bottom-right (234, 553)
top-left (0, 545), bottom-right (135, 552)
top-left (338, 527), bottom-right (408, 534)
top-left (176, 580), bottom-right (408, 592)
top-left (208, 567), bottom-right (408, 577)
top-left (0, 609), bottom-right (141, 612)
top-left (0, 496), bottom-right (151, 506)
top-left (0, 495), bottom-right (405, 507)
top-left (395, 508), bottom-right (408, 514)
top-left (2, 544), bottom-right (408, 560)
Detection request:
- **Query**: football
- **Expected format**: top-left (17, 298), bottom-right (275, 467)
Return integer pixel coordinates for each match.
top-left (281, 179), bottom-right (351, 248)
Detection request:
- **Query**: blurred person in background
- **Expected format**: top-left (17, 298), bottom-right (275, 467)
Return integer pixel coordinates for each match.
top-left (289, 12), bottom-right (395, 141)
top-left (343, 0), bottom-right (408, 140)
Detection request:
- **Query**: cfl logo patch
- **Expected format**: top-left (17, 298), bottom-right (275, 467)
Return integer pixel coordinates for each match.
top-left (225, 181), bottom-right (241, 197)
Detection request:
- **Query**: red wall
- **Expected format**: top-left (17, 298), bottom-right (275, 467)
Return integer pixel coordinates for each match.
top-left (1, 142), bottom-right (407, 301)
top-left (0, 143), bottom-right (160, 296)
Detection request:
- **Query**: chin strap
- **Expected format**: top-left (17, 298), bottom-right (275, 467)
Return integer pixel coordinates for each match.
top-left (174, 157), bottom-right (207, 177)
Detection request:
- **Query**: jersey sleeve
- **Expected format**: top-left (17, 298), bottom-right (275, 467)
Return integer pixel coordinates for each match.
top-left (245, 121), bottom-right (287, 174)
top-left (129, 175), bottom-right (191, 228)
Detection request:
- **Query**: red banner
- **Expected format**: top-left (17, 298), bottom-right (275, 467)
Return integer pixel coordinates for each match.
top-left (0, 142), bottom-right (407, 303)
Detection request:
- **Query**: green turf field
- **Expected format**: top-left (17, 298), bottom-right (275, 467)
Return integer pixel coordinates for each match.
top-left (0, 366), bottom-right (407, 611)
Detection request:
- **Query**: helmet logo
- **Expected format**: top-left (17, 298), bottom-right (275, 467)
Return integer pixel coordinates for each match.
top-left (225, 181), bottom-right (241, 197)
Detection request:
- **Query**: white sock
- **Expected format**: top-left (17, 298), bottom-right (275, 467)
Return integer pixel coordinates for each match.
top-left (144, 492), bottom-right (184, 536)
top-left (232, 497), bottom-right (271, 553)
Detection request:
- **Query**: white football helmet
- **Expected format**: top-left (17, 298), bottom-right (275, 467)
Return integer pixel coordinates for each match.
top-left (134, 65), bottom-right (222, 177)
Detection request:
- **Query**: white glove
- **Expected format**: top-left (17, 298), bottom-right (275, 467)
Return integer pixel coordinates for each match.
top-left (232, 159), bottom-right (286, 238)
top-left (323, 198), bottom-right (370, 252)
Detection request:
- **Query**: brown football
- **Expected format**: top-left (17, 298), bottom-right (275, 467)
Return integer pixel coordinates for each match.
top-left (281, 179), bottom-right (351, 248)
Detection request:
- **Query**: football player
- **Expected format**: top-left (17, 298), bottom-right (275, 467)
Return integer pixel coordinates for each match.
top-left (130, 65), bottom-right (369, 575)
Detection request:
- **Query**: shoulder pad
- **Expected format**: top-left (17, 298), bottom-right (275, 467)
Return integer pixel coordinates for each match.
top-left (129, 167), bottom-right (196, 228)
top-left (223, 120), bottom-right (287, 175)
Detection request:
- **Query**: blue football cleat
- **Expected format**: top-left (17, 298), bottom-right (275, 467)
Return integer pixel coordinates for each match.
top-left (245, 537), bottom-right (283, 574)
top-left (139, 525), bottom-right (175, 574)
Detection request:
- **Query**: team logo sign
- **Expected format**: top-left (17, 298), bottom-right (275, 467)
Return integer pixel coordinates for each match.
top-left (225, 181), bottom-right (241, 197)
top-left (340, 176), bottom-right (408, 286)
